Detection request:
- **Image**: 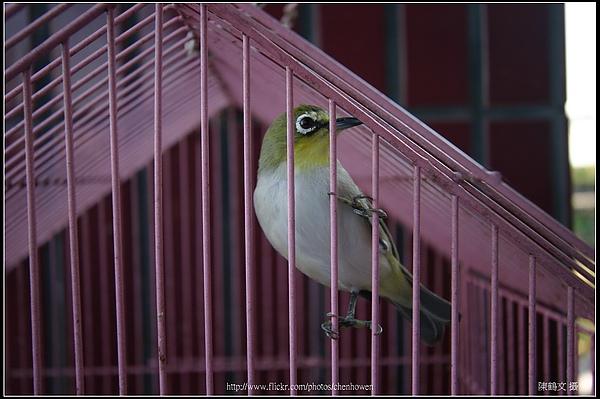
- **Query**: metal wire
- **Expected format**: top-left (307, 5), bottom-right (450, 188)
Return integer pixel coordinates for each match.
top-left (243, 32), bottom-right (258, 394)
top-left (451, 194), bottom-right (460, 394)
top-left (411, 165), bottom-right (421, 395)
top-left (199, 4), bottom-right (214, 394)
top-left (153, 3), bottom-right (168, 394)
top-left (285, 66), bottom-right (299, 395)
top-left (528, 255), bottom-right (537, 395)
top-left (370, 132), bottom-right (381, 395)
top-left (328, 100), bottom-right (340, 395)
top-left (106, 7), bottom-right (128, 394)
top-left (61, 38), bottom-right (85, 395)
top-left (490, 224), bottom-right (499, 395)
top-left (23, 67), bottom-right (43, 395)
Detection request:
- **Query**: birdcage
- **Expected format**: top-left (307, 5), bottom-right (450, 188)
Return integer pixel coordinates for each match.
top-left (4, 3), bottom-right (595, 395)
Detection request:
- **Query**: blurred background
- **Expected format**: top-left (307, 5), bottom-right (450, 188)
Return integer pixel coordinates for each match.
top-left (564, 3), bottom-right (596, 250)
top-left (4, 3), bottom-right (595, 395)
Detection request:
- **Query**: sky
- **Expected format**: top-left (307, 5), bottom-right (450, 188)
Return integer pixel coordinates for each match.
top-left (565, 3), bottom-right (596, 168)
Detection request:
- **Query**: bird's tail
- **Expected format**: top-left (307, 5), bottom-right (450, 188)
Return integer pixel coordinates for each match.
top-left (389, 275), bottom-right (455, 346)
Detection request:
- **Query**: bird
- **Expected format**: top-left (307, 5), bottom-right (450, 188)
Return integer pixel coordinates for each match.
top-left (253, 104), bottom-right (454, 346)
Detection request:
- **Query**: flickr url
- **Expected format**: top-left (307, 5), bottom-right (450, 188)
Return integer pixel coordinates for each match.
top-left (226, 381), bottom-right (373, 393)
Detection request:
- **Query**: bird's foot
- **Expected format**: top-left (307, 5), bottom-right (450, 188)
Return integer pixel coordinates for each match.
top-left (328, 193), bottom-right (388, 219)
top-left (320, 312), bottom-right (383, 339)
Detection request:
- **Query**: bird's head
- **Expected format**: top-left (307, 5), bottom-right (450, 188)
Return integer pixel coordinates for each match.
top-left (257, 104), bottom-right (362, 172)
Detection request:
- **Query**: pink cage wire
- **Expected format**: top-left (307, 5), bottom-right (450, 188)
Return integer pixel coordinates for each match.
top-left (4, 3), bottom-right (595, 395)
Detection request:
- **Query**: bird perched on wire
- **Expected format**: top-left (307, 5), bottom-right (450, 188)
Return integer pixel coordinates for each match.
top-left (253, 104), bottom-right (454, 346)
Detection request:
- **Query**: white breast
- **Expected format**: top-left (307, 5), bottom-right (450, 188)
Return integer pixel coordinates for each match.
top-left (254, 163), bottom-right (391, 292)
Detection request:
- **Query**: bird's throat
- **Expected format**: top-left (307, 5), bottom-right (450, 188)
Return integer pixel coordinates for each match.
top-left (293, 136), bottom-right (331, 170)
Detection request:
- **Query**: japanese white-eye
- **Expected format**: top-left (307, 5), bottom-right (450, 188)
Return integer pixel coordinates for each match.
top-left (253, 104), bottom-right (453, 346)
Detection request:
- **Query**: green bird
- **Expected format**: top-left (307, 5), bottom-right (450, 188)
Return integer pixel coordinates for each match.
top-left (253, 104), bottom-right (454, 346)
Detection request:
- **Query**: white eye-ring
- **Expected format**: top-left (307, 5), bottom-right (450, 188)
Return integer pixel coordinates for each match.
top-left (295, 112), bottom-right (318, 135)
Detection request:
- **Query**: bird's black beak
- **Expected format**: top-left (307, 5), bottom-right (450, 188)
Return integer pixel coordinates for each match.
top-left (335, 117), bottom-right (362, 131)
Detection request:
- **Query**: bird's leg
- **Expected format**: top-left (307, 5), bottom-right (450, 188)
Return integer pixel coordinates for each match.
top-left (321, 291), bottom-right (384, 339)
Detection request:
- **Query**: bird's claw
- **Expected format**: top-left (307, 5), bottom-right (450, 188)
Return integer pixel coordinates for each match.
top-left (321, 318), bottom-right (340, 340)
top-left (328, 193), bottom-right (388, 219)
top-left (321, 312), bottom-right (383, 339)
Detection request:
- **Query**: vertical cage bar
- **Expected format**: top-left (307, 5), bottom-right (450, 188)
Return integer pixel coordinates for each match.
top-left (106, 8), bottom-right (128, 394)
top-left (210, 111), bottom-right (226, 385)
top-left (153, 3), bottom-right (167, 394)
top-left (207, 116), bottom-right (225, 393)
top-left (47, 236), bottom-right (62, 393)
top-left (328, 100), bottom-right (340, 395)
top-left (180, 138), bottom-right (197, 394)
top-left (179, 143), bottom-right (194, 392)
top-left (128, 174), bottom-right (141, 394)
top-left (199, 3), bottom-right (214, 394)
top-left (566, 286), bottom-right (575, 395)
top-left (163, 152), bottom-right (177, 392)
top-left (543, 315), bottom-right (550, 387)
top-left (481, 286), bottom-right (488, 393)
top-left (506, 296), bottom-right (515, 393)
top-left (242, 33), bottom-right (257, 393)
top-left (16, 259), bottom-right (30, 393)
top-left (23, 68), bottom-right (43, 395)
top-left (461, 280), bottom-right (476, 389)
top-left (286, 66), bottom-right (298, 395)
top-left (517, 305), bottom-right (526, 393)
top-left (370, 132), bottom-right (381, 395)
top-left (193, 129), bottom-right (205, 394)
top-left (411, 164), bottom-right (421, 395)
top-left (528, 256), bottom-right (537, 395)
top-left (61, 39), bottom-right (85, 395)
top-left (432, 250), bottom-right (442, 393)
top-left (97, 200), bottom-right (113, 392)
top-left (558, 321), bottom-right (565, 392)
top-left (451, 194), bottom-right (460, 395)
top-left (490, 224), bottom-right (499, 395)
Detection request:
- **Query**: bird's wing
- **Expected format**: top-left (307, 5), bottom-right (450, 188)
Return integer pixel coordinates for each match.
top-left (339, 194), bottom-right (453, 317)
top-left (345, 194), bottom-right (400, 262)
top-left (341, 195), bottom-right (454, 346)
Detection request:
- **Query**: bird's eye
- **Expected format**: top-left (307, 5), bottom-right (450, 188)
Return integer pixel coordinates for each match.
top-left (295, 113), bottom-right (318, 135)
top-left (299, 117), bottom-right (313, 129)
